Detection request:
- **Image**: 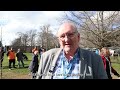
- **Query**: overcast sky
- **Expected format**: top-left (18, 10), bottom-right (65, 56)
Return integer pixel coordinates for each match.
top-left (0, 11), bottom-right (65, 46)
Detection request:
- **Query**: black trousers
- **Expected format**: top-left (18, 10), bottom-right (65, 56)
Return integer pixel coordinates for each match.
top-left (9, 59), bottom-right (15, 68)
top-left (18, 60), bottom-right (24, 68)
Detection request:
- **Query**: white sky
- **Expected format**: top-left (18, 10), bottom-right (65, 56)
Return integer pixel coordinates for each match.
top-left (0, 11), bottom-right (65, 46)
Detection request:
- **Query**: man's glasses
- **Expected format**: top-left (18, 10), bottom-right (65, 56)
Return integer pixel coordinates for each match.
top-left (58, 31), bottom-right (78, 41)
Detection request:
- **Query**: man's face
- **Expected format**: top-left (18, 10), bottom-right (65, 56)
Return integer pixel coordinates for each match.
top-left (57, 23), bottom-right (80, 53)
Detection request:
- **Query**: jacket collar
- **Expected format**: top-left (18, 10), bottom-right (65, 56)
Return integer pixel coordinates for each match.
top-left (49, 48), bottom-right (63, 73)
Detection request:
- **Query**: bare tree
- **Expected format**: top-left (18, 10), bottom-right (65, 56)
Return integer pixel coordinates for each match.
top-left (17, 32), bottom-right (30, 52)
top-left (13, 30), bottom-right (37, 52)
top-left (62, 11), bottom-right (120, 48)
top-left (11, 37), bottom-right (21, 46)
top-left (11, 25), bottom-right (59, 52)
top-left (17, 32), bottom-right (29, 46)
top-left (37, 24), bottom-right (58, 50)
top-left (26, 29), bottom-right (36, 45)
top-left (25, 29), bottom-right (37, 52)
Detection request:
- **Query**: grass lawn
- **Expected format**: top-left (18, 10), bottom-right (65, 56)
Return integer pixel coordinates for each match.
top-left (110, 56), bottom-right (120, 79)
top-left (1, 53), bottom-right (35, 79)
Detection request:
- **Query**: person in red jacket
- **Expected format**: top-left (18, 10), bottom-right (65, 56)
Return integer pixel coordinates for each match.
top-left (7, 47), bottom-right (16, 70)
top-left (100, 47), bottom-right (120, 79)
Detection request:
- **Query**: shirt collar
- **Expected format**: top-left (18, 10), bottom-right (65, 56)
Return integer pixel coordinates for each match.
top-left (62, 47), bottom-right (80, 62)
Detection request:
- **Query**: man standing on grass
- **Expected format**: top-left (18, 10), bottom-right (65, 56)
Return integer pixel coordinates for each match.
top-left (16, 48), bottom-right (24, 68)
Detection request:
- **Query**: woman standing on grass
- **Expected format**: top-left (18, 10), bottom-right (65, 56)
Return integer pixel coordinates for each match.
top-left (100, 47), bottom-right (120, 79)
top-left (28, 50), bottom-right (39, 79)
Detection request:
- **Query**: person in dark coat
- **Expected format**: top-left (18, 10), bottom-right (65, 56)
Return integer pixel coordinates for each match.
top-left (28, 50), bottom-right (39, 79)
top-left (23, 54), bottom-right (28, 61)
top-left (0, 47), bottom-right (4, 67)
top-left (16, 48), bottom-right (24, 68)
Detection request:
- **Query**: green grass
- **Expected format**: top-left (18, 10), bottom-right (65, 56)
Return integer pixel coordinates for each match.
top-left (1, 53), bottom-right (34, 79)
top-left (111, 56), bottom-right (120, 74)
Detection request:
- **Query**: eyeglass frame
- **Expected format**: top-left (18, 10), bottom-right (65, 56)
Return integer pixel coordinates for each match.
top-left (57, 31), bottom-right (78, 41)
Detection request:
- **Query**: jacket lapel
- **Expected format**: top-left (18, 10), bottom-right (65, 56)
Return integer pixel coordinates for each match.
top-left (47, 48), bottom-right (62, 79)
top-left (79, 48), bottom-right (87, 79)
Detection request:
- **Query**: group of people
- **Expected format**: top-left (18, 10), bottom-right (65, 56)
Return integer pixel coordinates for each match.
top-left (6, 46), bottom-right (46, 78)
top-left (6, 47), bottom-right (25, 70)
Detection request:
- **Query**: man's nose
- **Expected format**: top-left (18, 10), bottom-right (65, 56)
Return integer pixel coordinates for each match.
top-left (64, 35), bottom-right (70, 41)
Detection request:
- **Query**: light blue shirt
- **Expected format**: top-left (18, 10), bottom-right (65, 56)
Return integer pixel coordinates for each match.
top-left (52, 48), bottom-right (80, 79)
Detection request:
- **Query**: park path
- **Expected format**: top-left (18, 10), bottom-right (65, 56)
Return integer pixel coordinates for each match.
top-left (1, 72), bottom-right (31, 79)
top-left (12, 74), bottom-right (31, 79)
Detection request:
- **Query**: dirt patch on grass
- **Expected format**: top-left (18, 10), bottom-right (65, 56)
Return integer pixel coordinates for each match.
top-left (12, 74), bottom-right (31, 79)
top-left (1, 72), bottom-right (31, 79)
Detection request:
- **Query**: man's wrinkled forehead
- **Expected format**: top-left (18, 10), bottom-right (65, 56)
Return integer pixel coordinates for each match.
top-left (57, 23), bottom-right (77, 36)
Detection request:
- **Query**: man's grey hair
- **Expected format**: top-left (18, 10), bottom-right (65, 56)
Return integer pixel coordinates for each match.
top-left (56, 22), bottom-right (79, 36)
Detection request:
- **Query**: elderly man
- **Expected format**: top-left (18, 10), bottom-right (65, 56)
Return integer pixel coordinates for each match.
top-left (36, 22), bottom-right (108, 79)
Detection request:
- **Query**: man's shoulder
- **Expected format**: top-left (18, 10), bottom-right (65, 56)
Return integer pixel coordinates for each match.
top-left (80, 48), bottom-right (101, 58)
top-left (48, 48), bottom-right (61, 51)
top-left (80, 48), bottom-right (93, 54)
top-left (43, 48), bottom-right (61, 55)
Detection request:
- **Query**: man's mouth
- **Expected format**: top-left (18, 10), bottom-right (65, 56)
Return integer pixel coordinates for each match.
top-left (65, 44), bottom-right (71, 46)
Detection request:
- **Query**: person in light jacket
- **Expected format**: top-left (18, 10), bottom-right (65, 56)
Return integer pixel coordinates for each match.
top-left (36, 22), bottom-right (108, 79)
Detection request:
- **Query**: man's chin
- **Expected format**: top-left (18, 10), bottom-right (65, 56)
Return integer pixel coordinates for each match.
top-left (64, 48), bottom-right (71, 52)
